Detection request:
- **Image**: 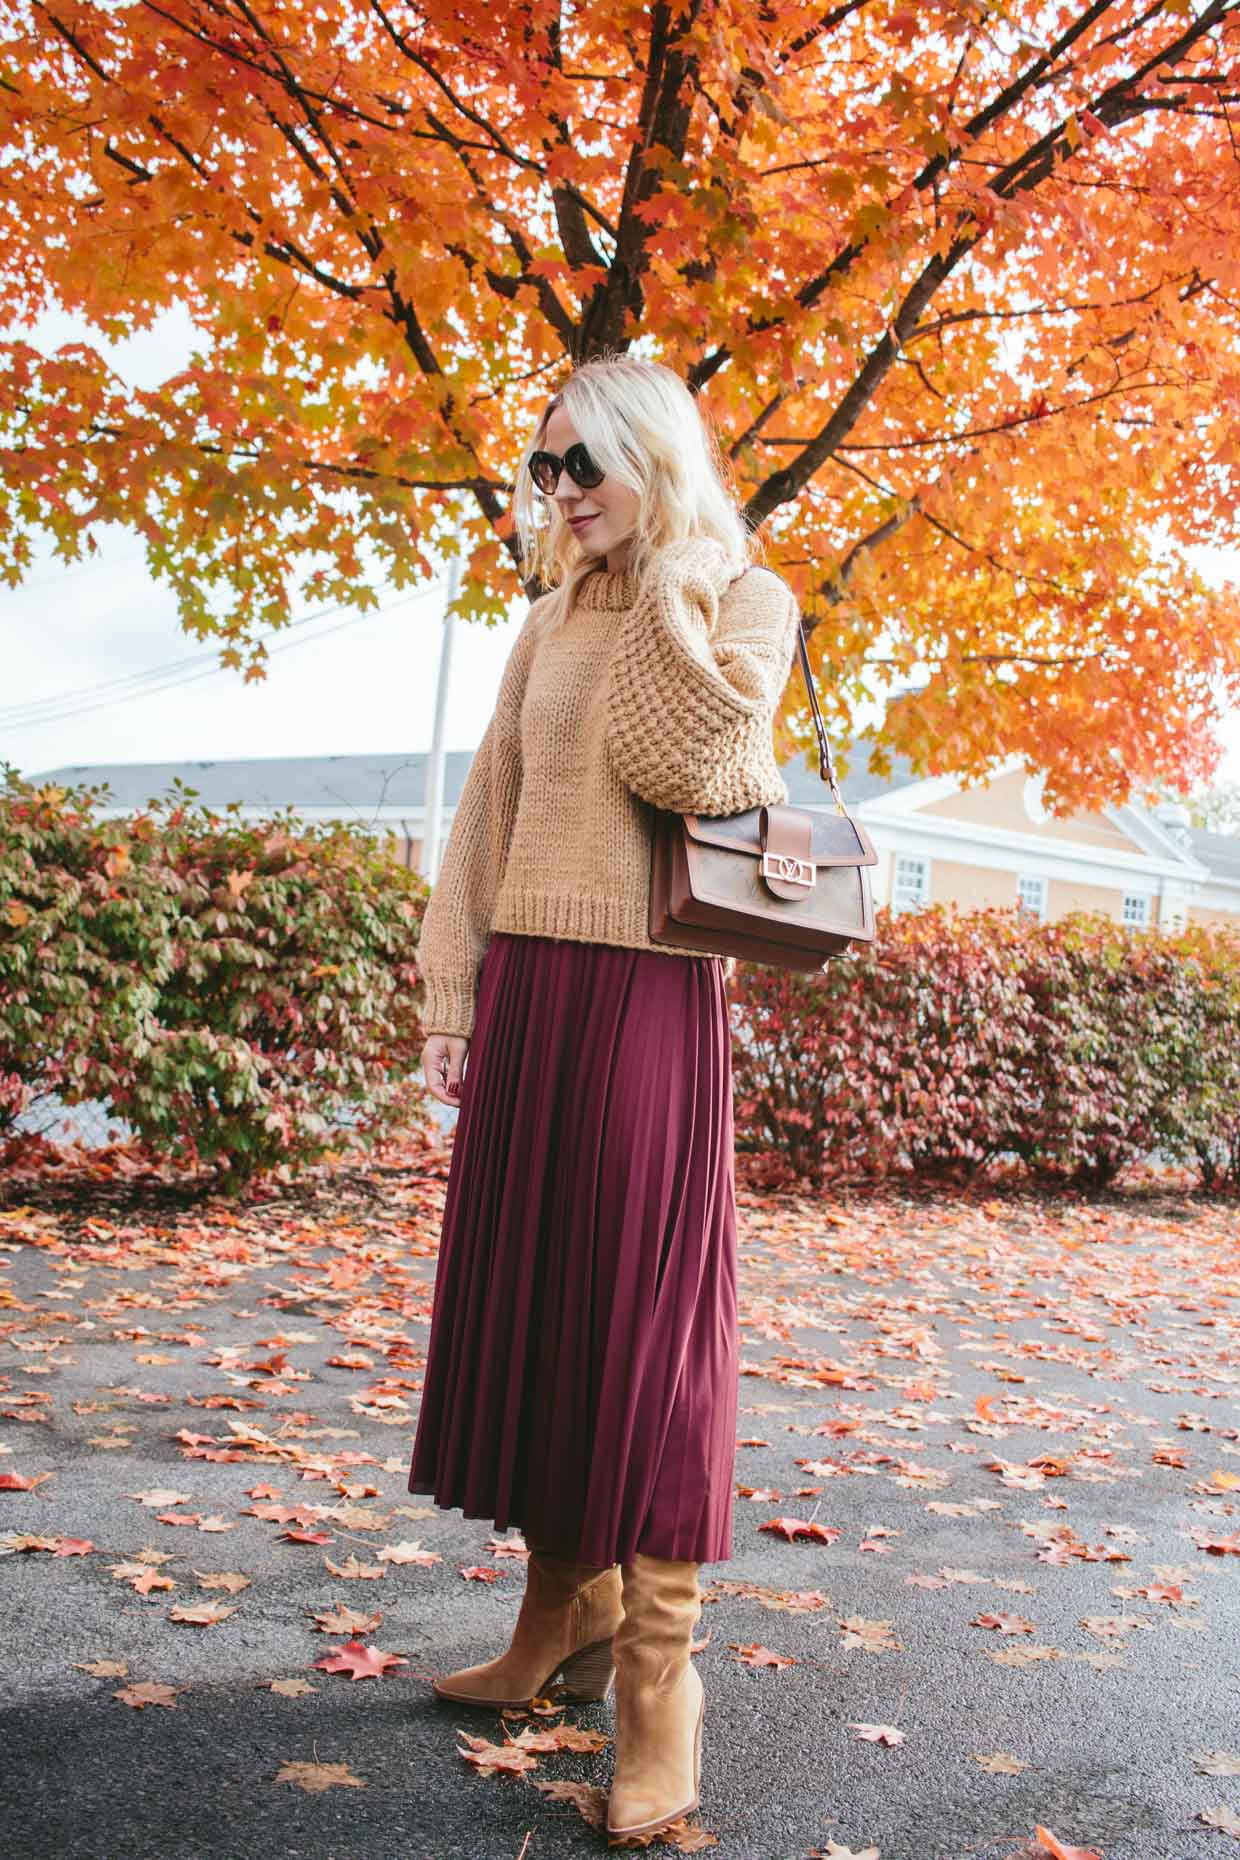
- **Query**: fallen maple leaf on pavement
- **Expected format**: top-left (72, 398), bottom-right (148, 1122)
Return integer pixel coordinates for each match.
top-left (273, 1759), bottom-right (365, 1794)
top-left (1198, 1805), bottom-right (1240, 1836)
top-left (455, 1729), bottom-right (541, 1776)
top-left (501, 1721), bottom-right (609, 1754)
top-left (838, 1616), bottom-right (902, 1652)
top-left (167, 1600), bottom-right (237, 1626)
top-left (311, 1604), bottom-right (381, 1635)
top-left (313, 1639), bottom-right (408, 1680)
top-left (727, 1643), bottom-right (797, 1669)
top-left (323, 1553), bottom-right (386, 1580)
top-left (108, 1562), bottom-right (176, 1595)
top-left (759, 1516), bottom-right (840, 1543)
top-left (377, 1539), bottom-right (440, 1566)
top-left (1192, 1529), bottom-right (1240, 1555)
top-left (113, 1682), bottom-right (179, 1709)
top-left (971, 1612), bottom-right (1035, 1634)
top-left (1035, 1826), bottom-right (1104, 1860)
top-left (529, 1777), bottom-right (607, 1825)
top-left (193, 1570), bottom-right (250, 1592)
top-left (972, 1750), bottom-right (1029, 1774)
top-left (244, 1502), bottom-right (324, 1523)
top-left (1192, 1750), bottom-right (1240, 1776)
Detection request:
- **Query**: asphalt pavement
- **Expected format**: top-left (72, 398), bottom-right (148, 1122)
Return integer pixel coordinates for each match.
top-left (0, 1149), bottom-right (1237, 1860)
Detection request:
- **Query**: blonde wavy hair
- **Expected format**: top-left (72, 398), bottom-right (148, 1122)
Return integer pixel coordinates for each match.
top-left (511, 352), bottom-right (765, 634)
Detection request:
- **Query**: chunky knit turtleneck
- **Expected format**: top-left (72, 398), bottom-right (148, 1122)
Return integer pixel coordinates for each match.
top-left (417, 537), bottom-right (803, 1041)
top-left (578, 564), bottom-right (642, 610)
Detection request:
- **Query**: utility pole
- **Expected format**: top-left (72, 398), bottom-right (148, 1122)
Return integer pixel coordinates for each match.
top-left (421, 501), bottom-right (466, 886)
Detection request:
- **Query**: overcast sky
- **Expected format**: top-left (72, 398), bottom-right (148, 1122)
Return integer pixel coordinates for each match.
top-left (4, 305), bottom-right (1239, 793)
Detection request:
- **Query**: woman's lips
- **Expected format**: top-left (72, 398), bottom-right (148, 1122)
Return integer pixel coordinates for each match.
top-left (568, 513), bottom-right (597, 531)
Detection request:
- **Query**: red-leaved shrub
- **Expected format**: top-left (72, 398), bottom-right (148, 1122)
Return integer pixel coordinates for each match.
top-left (729, 904), bottom-right (1240, 1190)
top-left (1, 765), bottom-right (430, 1185)
top-left (6, 762), bottom-right (1238, 1193)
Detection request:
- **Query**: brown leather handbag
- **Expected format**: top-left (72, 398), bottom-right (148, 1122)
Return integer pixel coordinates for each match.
top-left (648, 617), bottom-right (878, 970)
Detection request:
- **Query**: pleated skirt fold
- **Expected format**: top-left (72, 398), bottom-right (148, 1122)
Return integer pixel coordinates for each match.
top-left (408, 930), bottom-right (738, 1567)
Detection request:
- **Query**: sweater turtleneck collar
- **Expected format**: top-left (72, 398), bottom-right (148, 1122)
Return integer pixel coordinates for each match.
top-left (577, 561), bottom-right (642, 612)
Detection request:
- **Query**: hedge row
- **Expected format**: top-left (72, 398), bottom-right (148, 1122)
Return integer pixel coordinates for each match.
top-left (5, 765), bottom-right (1239, 1191)
top-left (729, 904), bottom-right (1240, 1190)
top-left (0, 765), bottom-right (429, 1184)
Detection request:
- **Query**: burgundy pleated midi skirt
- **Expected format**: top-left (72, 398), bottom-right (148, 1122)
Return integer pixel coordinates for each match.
top-left (408, 930), bottom-right (739, 1567)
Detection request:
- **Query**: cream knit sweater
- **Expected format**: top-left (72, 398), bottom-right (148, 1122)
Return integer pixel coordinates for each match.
top-left (417, 535), bottom-right (803, 1041)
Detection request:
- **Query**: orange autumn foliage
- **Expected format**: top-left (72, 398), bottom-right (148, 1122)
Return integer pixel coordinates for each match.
top-left (1, 1), bottom-right (1240, 808)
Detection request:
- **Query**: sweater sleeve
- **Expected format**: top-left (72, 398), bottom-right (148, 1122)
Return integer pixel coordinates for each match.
top-left (605, 541), bottom-right (802, 816)
top-left (416, 607), bottom-right (541, 1041)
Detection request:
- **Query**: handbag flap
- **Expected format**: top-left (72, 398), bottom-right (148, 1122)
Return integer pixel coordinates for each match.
top-left (681, 805), bottom-right (879, 868)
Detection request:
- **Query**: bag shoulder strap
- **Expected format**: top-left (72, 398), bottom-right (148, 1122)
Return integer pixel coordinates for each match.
top-left (793, 617), bottom-right (847, 815)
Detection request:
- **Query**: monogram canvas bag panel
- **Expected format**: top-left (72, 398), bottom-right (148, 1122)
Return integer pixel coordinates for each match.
top-left (677, 807), bottom-right (879, 868)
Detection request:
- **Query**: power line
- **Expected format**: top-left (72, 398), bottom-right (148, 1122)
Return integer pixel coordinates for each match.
top-left (10, 606), bottom-right (387, 733)
top-left (2, 592), bottom-right (435, 734)
top-left (1, 585), bottom-right (434, 726)
top-left (11, 608), bottom-right (391, 732)
top-left (1, 595), bottom-right (356, 725)
top-left (1, 580), bottom-right (447, 734)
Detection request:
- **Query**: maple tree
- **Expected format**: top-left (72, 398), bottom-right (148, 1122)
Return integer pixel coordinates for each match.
top-left (1, 1), bottom-right (1240, 806)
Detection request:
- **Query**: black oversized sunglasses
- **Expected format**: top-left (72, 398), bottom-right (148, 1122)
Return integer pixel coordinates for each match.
top-left (527, 442), bottom-right (605, 494)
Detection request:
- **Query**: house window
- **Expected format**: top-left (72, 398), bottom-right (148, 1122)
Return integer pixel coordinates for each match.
top-left (891, 855), bottom-right (930, 913)
top-left (1017, 875), bottom-right (1047, 921)
top-left (1122, 893), bottom-right (1151, 927)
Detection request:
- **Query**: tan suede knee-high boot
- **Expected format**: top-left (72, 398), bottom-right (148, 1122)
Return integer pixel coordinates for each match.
top-left (431, 1535), bottom-right (623, 1709)
top-left (606, 1553), bottom-right (705, 1838)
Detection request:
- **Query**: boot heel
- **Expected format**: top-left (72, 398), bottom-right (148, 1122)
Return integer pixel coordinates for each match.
top-left (557, 1636), bottom-right (616, 1700)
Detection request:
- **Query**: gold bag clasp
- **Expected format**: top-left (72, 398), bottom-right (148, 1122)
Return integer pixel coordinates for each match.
top-left (760, 851), bottom-right (816, 888)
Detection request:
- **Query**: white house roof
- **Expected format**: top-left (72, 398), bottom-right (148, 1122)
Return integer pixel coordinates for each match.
top-left (28, 746), bottom-right (909, 815)
top-left (25, 752), bottom-right (441, 822)
top-left (1186, 826), bottom-right (1240, 884)
top-left (25, 748), bottom-right (1240, 887)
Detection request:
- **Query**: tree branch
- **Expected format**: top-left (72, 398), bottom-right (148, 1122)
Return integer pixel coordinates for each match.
top-left (740, 0), bottom-right (1236, 527)
top-left (688, 0), bottom-right (1119, 392)
top-left (582, 0), bottom-right (708, 356)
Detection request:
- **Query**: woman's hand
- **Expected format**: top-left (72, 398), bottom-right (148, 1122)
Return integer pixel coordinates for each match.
top-left (423, 1033), bottom-right (469, 1107)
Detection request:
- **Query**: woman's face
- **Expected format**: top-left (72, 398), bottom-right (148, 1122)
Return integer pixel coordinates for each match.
top-left (539, 403), bottom-right (642, 573)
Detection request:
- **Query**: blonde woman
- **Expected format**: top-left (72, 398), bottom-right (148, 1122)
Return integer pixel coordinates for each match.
top-left (409, 353), bottom-right (801, 1840)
